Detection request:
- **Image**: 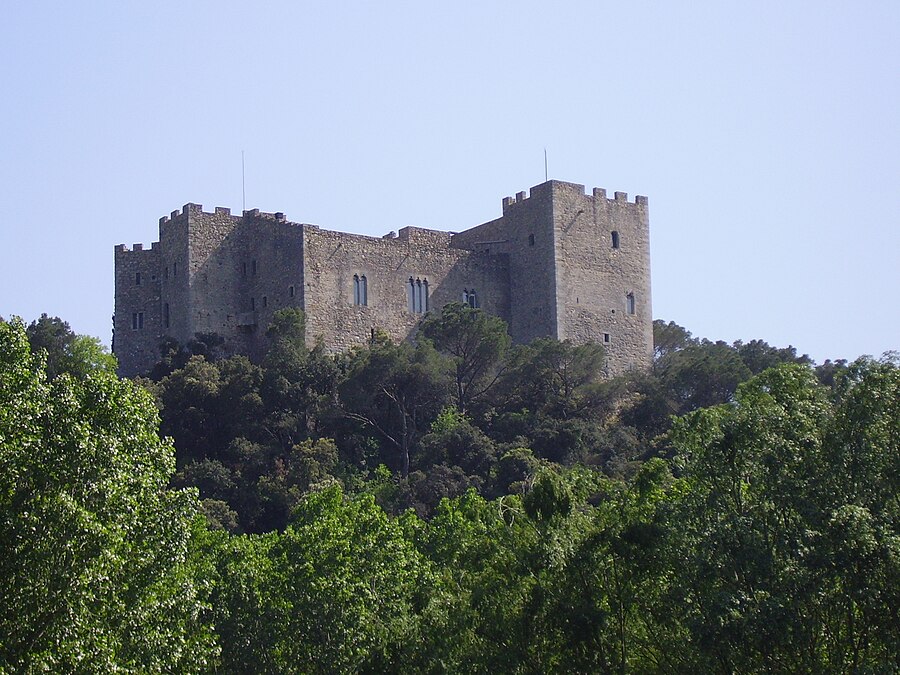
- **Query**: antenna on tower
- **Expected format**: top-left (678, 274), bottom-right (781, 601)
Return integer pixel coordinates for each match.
top-left (544, 148), bottom-right (548, 182)
top-left (241, 150), bottom-right (246, 212)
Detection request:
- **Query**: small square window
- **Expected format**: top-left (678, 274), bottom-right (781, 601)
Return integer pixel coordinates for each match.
top-left (603, 333), bottom-right (610, 343)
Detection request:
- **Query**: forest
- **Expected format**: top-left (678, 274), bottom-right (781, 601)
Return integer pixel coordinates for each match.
top-left (1, 308), bottom-right (897, 673)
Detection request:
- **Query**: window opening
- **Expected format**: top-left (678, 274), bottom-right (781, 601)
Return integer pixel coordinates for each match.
top-left (626, 293), bottom-right (635, 315)
top-left (353, 275), bottom-right (368, 306)
top-left (165, 266), bottom-right (169, 280)
top-left (173, 262), bottom-right (177, 277)
top-left (164, 303), bottom-right (170, 329)
top-left (409, 277), bottom-right (428, 313)
top-left (250, 297), bottom-right (255, 311)
top-left (252, 260), bottom-right (257, 276)
top-left (242, 262), bottom-right (247, 277)
top-left (289, 285), bottom-right (295, 298)
top-left (603, 333), bottom-right (610, 343)
top-left (467, 288), bottom-right (478, 309)
top-left (262, 296), bottom-right (268, 308)
top-left (131, 312), bottom-right (144, 330)
top-left (528, 233), bottom-right (535, 246)
top-left (135, 272), bottom-right (141, 286)
top-left (611, 231), bottom-right (620, 249)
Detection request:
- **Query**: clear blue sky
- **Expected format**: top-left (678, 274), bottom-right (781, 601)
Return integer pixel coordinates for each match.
top-left (2, 1), bottom-right (897, 363)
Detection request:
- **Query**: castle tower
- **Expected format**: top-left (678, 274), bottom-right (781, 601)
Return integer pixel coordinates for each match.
top-left (451, 180), bottom-right (652, 373)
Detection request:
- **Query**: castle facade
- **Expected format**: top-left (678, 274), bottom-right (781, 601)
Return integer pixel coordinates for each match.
top-left (114, 179), bottom-right (652, 377)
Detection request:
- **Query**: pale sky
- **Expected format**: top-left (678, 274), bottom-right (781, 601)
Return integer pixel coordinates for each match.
top-left (2, 1), bottom-right (897, 364)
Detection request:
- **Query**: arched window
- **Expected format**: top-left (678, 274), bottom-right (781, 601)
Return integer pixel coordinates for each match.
top-left (360, 275), bottom-right (368, 306)
top-left (409, 277), bottom-right (428, 313)
top-left (611, 231), bottom-right (620, 249)
top-left (468, 288), bottom-right (478, 309)
top-left (462, 289), bottom-right (470, 304)
top-left (353, 275), bottom-right (361, 305)
top-left (626, 293), bottom-right (635, 315)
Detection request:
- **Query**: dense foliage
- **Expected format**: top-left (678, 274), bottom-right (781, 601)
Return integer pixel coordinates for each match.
top-left (2, 311), bottom-right (896, 672)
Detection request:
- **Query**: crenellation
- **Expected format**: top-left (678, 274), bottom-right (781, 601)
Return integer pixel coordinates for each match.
top-left (114, 177), bottom-right (652, 377)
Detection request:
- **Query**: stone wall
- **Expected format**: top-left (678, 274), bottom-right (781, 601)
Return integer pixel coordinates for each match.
top-left (113, 243), bottom-right (162, 376)
top-left (302, 225), bottom-right (510, 352)
top-left (550, 182), bottom-right (653, 373)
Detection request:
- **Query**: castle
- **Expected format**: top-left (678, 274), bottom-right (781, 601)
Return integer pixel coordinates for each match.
top-left (114, 179), bottom-right (652, 377)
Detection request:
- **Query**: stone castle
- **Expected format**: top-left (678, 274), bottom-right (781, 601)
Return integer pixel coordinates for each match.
top-left (114, 179), bottom-right (652, 377)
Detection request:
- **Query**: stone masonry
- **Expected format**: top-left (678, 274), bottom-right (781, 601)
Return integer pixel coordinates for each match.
top-left (114, 179), bottom-right (652, 377)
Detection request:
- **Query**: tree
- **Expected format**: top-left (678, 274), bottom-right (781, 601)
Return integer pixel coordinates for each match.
top-left (25, 313), bottom-right (116, 379)
top-left (339, 335), bottom-right (450, 477)
top-left (0, 318), bottom-right (216, 671)
top-left (652, 319), bottom-right (696, 361)
top-left (419, 302), bottom-right (511, 414)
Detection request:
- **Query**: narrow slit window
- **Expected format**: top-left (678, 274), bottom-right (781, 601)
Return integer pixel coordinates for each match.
top-left (422, 279), bottom-right (428, 312)
top-left (135, 272), bottom-right (141, 286)
top-left (611, 231), bottom-right (620, 249)
top-left (353, 275), bottom-right (361, 305)
top-left (250, 297), bottom-right (255, 311)
top-left (251, 260), bottom-right (257, 276)
top-left (360, 275), bottom-right (368, 306)
top-left (173, 262), bottom-right (177, 277)
top-left (528, 233), bottom-right (535, 246)
top-left (626, 293), bottom-right (635, 315)
top-left (164, 303), bottom-right (170, 329)
top-left (407, 278), bottom-right (415, 312)
top-left (289, 285), bottom-right (295, 298)
top-left (262, 296), bottom-right (268, 308)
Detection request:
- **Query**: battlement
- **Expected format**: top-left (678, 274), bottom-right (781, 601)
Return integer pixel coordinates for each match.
top-left (115, 241), bottom-right (160, 254)
top-left (243, 208), bottom-right (291, 222)
top-left (502, 180), bottom-right (648, 213)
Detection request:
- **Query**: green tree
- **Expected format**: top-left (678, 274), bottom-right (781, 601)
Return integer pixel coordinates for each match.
top-left (261, 486), bottom-right (430, 672)
top-left (0, 318), bottom-right (216, 671)
top-left (340, 335), bottom-right (450, 477)
top-left (419, 302), bottom-right (511, 414)
top-left (25, 313), bottom-right (116, 379)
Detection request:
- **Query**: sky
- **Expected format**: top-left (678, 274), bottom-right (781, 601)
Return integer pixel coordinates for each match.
top-left (1, 1), bottom-right (897, 364)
